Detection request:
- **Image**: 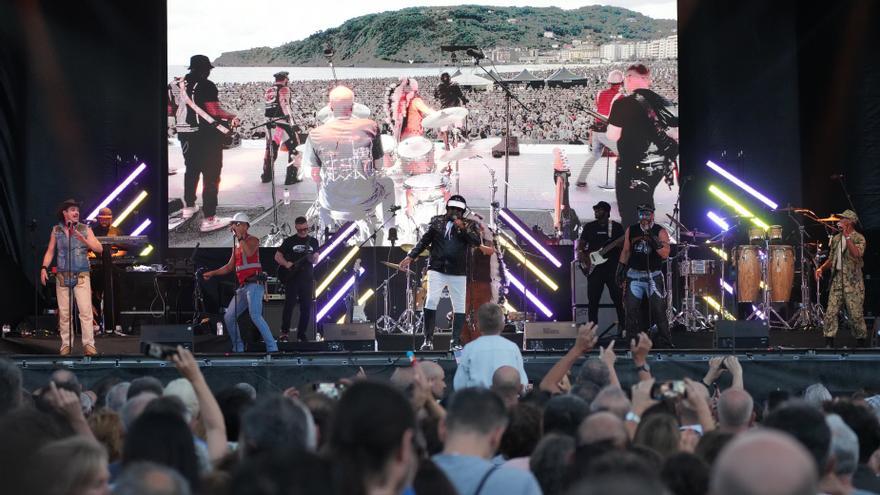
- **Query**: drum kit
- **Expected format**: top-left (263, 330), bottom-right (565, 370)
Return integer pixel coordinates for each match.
top-left (667, 207), bottom-right (836, 331)
top-left (374, 250), bottom-right (432, 335)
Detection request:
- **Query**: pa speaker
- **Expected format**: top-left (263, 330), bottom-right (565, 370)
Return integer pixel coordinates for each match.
top-left (524, 321), bottom-right (577, 351)
top-left (323, 323), bottom-right (376, 352)
top-left (139, 324), bottom-right (194, 353)
top-left (715, 320), bottom-right (769, 349)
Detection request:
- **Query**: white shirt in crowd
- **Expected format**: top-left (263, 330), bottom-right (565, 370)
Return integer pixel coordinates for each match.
top-left (453, 335), bottom-right (528, 390)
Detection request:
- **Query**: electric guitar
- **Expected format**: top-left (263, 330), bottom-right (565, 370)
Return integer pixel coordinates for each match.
top-left (276, 253), bottom-right (312, 284)
top-left (578, 234), bottom-right (625, 276)
top-left (552, 148), bottom-right (580, 242)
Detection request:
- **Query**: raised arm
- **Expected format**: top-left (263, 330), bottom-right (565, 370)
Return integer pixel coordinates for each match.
top-left (173, 347), bottom-right (228, 462)
top-left (539, 323), bottom-right (597, 394)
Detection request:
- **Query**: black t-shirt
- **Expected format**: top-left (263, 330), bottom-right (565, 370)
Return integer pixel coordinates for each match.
top-left (627, 223), bottom-right (666, 272)
top-left (607, 94), bottom-right (654, 165)
top-left (578, 220), bottom-right (624, 265)
top-left (277, 235), bottom-right (319, 275)
top-left (184, 74), bottom-right (220, 130)
top-left (434, 83), bottom-right (468, 109)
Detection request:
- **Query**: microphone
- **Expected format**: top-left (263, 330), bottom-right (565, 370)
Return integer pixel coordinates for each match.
top-left (465, 48), bottom-right (485, 60)
top-left (830, 174), bottom-right (844, 180)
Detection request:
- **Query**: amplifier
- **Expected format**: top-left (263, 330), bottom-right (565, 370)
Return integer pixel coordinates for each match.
top-left (491, 136), bottom-right (520, 157)
top-left (524, 322), bottom-right (577, 351)
top-left (323, 323), bottom-right (376, 352)
top-left (715, 320), bottom-right (769, 349)
top-left (139, 324), bottom-right (194, 354)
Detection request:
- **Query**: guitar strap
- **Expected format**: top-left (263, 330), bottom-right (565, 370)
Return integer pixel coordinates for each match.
top-left (176, 78), bottom-right (230, 135)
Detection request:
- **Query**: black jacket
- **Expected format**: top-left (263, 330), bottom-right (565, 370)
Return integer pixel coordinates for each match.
top-left (408, 214), bottom-right (481, 275)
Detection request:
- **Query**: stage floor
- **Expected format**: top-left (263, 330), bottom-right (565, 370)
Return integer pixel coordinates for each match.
top-left (167, 141), bottom-right (679, 247)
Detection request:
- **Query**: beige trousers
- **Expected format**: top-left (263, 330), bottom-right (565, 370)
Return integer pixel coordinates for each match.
top-left (56, 273), bottom-right (95, 349)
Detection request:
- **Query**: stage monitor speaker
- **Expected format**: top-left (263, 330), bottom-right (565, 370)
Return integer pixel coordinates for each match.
top-left (139, 324), bottom-right (194, 354)
top-left (715, 321), bottom-right (769, 349)
top-left (492, 136), bottom-right (520, 158)
top-left (524, 321), bottom-right (577, 351)
top-left (323, 323), bottom-right (376, 352)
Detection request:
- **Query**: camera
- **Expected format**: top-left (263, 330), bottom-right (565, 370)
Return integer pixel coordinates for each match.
top-left (313, 382), bottom-right (344, 399)
top-left (143, 342), bottom-right (179, 360)
top-left (650, 380), bottom-right (687, 400)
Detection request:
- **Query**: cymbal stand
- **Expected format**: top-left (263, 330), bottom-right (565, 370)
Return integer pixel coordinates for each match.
top-left (375, 272), bottom-right (400, 334)
top-left (396, 265), bottom-right (423, 334)
top-left (787, 213), bottom-right (819, 328)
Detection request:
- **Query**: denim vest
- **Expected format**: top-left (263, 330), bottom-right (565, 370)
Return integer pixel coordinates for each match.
top-left (54, 223), bottom-right (91, 276)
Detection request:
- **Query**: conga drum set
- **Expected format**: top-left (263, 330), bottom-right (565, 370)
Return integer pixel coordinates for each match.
top-left (733, 225), bottom-right (796, 327)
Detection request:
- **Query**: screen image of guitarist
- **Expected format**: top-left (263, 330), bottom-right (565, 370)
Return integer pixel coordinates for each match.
top-left (577, 201), bottom-right (626, 331)
top-left (274, 217), bottom-right (320, 342)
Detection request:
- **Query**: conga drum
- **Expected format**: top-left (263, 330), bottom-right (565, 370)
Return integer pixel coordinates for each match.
top-left (768, 225), bottom-right (784, 245)
top-left (735, 246), bottom-right (761, 303)
top-left (768, 245), bottom-right (795, 302)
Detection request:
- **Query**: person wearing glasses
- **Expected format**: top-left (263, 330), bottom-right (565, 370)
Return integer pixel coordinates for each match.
top-left (605, 64), bottom-right (679, 226)
top-left (275, 216), bottom-right (320, 342)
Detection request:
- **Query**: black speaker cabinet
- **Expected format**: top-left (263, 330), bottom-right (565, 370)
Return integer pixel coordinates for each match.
top-left (139, 324), bottom-right (194, 353)
top-left (715, 321), bottom-right (769, 349)
top-left (323, 323), bottom-right (376, 352)
top-left (524, 321), bottom-right (577, 351)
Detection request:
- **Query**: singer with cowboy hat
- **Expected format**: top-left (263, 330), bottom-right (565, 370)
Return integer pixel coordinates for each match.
top-left (40, 199), bottom-right (104, 356)
top-left (202, 212), bottom-right (278, 353)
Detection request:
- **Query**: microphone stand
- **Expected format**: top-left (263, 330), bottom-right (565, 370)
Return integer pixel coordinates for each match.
top-left (66, 222), bottom-right (75, 353)
top-left (834, 176), bottom-right (860, 227)
top-left (472, 55), bottom-right (530, 208)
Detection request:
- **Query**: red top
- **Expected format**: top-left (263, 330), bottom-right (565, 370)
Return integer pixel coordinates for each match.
top-left (234, 236), bottom-right (262, 285)
top-left (595, 85), bottom-right (623, 117)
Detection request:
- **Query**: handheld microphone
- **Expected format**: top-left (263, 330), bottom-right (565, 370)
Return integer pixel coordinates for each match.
top-left (465, 48), bottom-right (485, 60)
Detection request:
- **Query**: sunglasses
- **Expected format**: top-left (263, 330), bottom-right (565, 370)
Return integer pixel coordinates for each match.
top-left (296, 226), bottom-right (309, 232)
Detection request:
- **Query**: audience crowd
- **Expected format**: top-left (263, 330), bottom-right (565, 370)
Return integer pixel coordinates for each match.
top-left (2, 301), bottom-right (879, 495)
top-left (170, 62), bottom-right (678, 144)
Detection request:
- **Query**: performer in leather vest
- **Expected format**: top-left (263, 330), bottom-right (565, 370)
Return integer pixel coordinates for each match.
top-left (40, 199), bottom-right (104, 356)
top-left (262, 71), bottom-right (302, 186)
top-left (616, 203), bottom-right (672, 347)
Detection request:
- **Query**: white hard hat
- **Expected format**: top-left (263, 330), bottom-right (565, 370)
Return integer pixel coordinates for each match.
top-left (231, 212), bottom-right (250, 225)
top-left (607, 70), bottom-right (624, 84)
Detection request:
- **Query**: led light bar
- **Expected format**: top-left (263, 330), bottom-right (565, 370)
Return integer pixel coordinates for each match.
top-left (706, 211), bottom-right (730, 231)
top-left (703, 295), bottom-right (736, 320)
top-left (111, 191), bottom-right (148, 228)
top-left (708, 185), bottom-right (770, 230)
top-left (720, 280), bottom-right (734, 295)
top-left (130, 219), bottom-right (152, 236)
top-left (706, 160), bottom-right (778, 210)
top-left (497, 235), bottom-right (559, 291)
top-left (87, 163), bottom-right (147, 220)
top-left (316, 267), bottom-right (365, 321)
top-left (315, 222), bottom-right (358, 265)
top-left (139, 245), bottom-right (154, 257)
top-left (503, 301), bottom-right (517, 313)
top-left (357, 289), bottom-right (375, 306)
top-left (709, 247), bottom-right (729, 261)
top-left (505, 270), bottom-right (553, 318)
top-left (499, 208), bottom-right (562, 268)
top-left (315, 246), bottom-right (360, 296)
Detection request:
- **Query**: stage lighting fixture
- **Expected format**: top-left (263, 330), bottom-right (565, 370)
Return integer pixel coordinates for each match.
top-left (709, 246), bottom-right (728, 261)
top-left (139, 245), bottom-right (153, 257)
top-left (315, 246), bottom-right (360, 296)
top-left (496, 235), bottom-right (559, 291)
top-left (315, 222), bottom-right (357, 265)
top-left (505, 270), bottom-right (553, 318)
top-left (703, 295), bottom-right (735, 320)
top-left (130, 219), bottom-right (152, 236)
top-left (316, 267), bottom-right (365, 321)
top-left (706, 211), bottom-right (730, 231)
top-left (498, 208), bottom-right (562, 268)
top-left (708, 185), bottom-right (770, 230)
top-left (706, 160), bottom-right (778, 210)
top-left (87, 163), bottom-right (147, 220)
top-left (111, 191), bottom-right (148, 228)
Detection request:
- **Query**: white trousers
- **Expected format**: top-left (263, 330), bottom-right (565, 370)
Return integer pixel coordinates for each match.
top-left (424, 270), bottom-right (466, 312)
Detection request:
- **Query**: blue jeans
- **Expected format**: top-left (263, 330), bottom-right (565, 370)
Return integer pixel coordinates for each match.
top-left (224, 283), bottom-right (278, 353)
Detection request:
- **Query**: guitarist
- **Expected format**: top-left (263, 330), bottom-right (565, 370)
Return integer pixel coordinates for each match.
top-left (577, 201), bottom-right (625, 333)
top-left (274, 216), bottom-right (319, 342)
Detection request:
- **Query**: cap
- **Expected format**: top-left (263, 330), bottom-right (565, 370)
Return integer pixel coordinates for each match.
top-left (593, 201), bottom-right (612, 211)
top-left (188, 54), bottom-right (214, 70)
top-left (231, 212), bottom-right (251, 225)
top-left (447, 195), bottom-right (467, 210)
top-left (836, 209), bottom-right (858, 222)
top-left (636, 203), bottom-right (655, 213)
top-left (97, 207), bottom-right (113, 219)
top-left (273, 71), bottom-right (290, 80)
top-left (607, 70), bottom-right (624, 84)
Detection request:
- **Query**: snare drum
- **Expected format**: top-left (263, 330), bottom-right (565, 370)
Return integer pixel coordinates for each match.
top-left (397, 136), bottom-right (435, 175)
top-left (768, 245), bottom-right (795, 302)
top-left (735, 245), bottom-right (761, 303)
top-left (768, 225), bottom-right (784, 244)
top-left (404, 174), bottom-right (449, 227)
top-left (679, 260), bottom-right (716, 294)
top-left (749, 227), bottom-right (765, 245)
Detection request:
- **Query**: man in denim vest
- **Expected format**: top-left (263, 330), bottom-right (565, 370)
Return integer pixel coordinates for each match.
top-left (40, 199), bottom-right (104, 356)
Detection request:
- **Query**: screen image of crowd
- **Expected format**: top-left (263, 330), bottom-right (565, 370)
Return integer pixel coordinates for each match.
top-left (3, 313), bottom-right (878, 495)
top-left (168, 61), bottom-right (678, 144)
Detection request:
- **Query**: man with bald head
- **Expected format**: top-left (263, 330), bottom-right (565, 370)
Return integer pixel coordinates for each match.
top-left (578, 411), bottom-right (628, 448)
top-left (301, 85), bottom-right (395, 243)
top-left (718, 388), bottom-right (754, 433)
top-left (491, 366), bottom-right (523, 408)
top-left (711, 429), bottom-right (818, 495)
top-left (420, 361), bottom-right (447, 400)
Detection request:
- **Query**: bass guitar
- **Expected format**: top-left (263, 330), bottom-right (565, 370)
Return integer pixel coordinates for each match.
top-left (578, 234), bottom-right (625, 276)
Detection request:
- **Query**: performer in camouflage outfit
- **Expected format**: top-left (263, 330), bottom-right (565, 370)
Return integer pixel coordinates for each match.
top-left (816, 209), bottom-right (867, 347)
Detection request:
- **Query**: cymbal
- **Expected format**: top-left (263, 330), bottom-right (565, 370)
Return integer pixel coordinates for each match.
top-left (397, 137), bottom-right (434, 159)
top-left (439, 144), bottom-right (480, 162)
top-left (680, 231), bottom-right (710, 239)
top-left (380, 261), bottom-right (414, 275)
top-left (400, 244), bottom-right (428, 257)
top-left (422, 107), bottom-right (468, 129)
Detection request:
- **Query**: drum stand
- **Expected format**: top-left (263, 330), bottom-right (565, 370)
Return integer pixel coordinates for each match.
top-left (671, 243), bottom-right (711, 331)
top-left (375, 273), bottom-right (400, 334)
top-left (788, 221), bottom-right (823, 328)
top-left (747, 240), bottom-right (791, 328)
top-left (396, 267), bottom-right (423, 334)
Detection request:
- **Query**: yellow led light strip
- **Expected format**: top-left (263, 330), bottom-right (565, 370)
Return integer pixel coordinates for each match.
top-left (111, 191), bottom-right (148, 227)
top-left (709, 246), bottom-right (728, 261)
top-left (702, 295), bottom-right (736, 320)
top-left (336, 289), bottom-right (376, 324)
top-left (504, 301), bottom-right (517, 313)
top-left (708, 185), bottom-right (770, 230)
top-left (497, 235), bottom-right (559, 291)
top-left (315, 246), bottom-right (360, 296)
top-left (139, 245), bottom-right (153, 257)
